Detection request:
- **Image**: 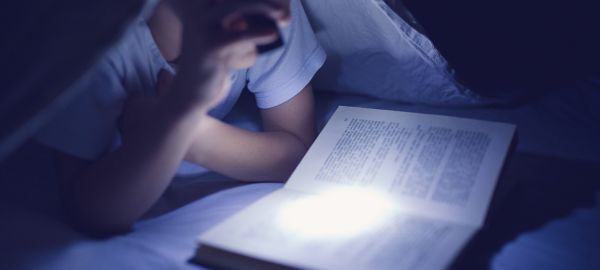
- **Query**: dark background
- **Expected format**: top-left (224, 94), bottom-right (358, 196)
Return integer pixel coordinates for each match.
top-left (403, 0), bottom-right (600, 101)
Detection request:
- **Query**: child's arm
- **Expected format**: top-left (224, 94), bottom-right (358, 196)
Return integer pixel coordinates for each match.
top-left (57, 84), bottom-right (207, 235)
top-left (186, 84), bottom-right (316, 182)
top-left (54, 1), bottom-right (290, 236)
top-left (56, 64), bottom-right (234, 236)
top-left (183, 0), bottom-right (323, 182)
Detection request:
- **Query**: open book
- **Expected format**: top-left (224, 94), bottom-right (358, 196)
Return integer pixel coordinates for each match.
top-left (193, 106), bottom-right (516, 270)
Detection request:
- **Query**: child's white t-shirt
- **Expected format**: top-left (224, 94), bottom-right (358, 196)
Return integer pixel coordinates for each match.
top-left (35, 0), bottom-right (325, 174)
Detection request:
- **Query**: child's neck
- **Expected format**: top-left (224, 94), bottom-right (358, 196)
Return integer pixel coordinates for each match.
top-left (148, 1), bottom-right (182, 63)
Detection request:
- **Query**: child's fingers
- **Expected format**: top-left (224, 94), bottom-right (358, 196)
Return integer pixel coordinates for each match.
top-left (155, 69), bottom-right (175, 97)
top-left (177, 0), bottom-right (289, 52)
top-left (215, 0), bottom-right (289, 31)
top-left (213, 2), bottom-right (287, 50)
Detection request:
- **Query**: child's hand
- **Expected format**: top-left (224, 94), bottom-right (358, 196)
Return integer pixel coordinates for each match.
top-left (166, 0), bottom-right (290, 112)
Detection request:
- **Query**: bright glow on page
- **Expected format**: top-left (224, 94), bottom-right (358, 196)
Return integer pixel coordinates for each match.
top-left (198, 106), bottom-right (515, 270)
top-left (276, 187), bottom-right (394, 239)
top-left (200, 189), bottom-right (477, 270)
top-left (285, 106), bottom-right (515, 226)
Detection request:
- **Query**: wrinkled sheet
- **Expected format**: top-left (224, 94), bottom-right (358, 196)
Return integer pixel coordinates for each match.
top-left (302, 0), bottom-right (487, 106)
top-left (1, 76), bottom-right (599, 269)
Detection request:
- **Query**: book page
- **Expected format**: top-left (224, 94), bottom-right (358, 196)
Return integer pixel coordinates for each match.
top-left (285, 106), bottom-right (515, 226)
top-left (200, 189), bottom-right (477, 270)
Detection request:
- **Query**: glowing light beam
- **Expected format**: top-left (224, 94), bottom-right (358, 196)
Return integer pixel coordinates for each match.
top-left (276, 188), bottom-right (394, 239)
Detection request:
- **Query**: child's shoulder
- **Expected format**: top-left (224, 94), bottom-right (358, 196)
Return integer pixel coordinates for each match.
top-left (96, 19), bottom-right (168, 93)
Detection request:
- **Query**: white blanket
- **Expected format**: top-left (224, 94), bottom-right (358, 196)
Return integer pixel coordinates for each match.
top-left (1, 76), bottom-right (599, 269)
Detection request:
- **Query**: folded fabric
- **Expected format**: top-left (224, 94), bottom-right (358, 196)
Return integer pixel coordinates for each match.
top-left (302, 0), bottom-right (490, 106)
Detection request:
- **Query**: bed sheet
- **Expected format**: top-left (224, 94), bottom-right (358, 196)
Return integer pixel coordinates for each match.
top-left (492, 206), bottom-right (600, 270)
top-left (1, 171), bottom-right (282, 270)
top-left (1, 76), bottom-right (599, 270)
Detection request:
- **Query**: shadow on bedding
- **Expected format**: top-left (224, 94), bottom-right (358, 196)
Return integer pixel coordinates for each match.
top-left (450, 153), bottom-right (600, 269)
top-left (143, 173), bottom-right (247, 219)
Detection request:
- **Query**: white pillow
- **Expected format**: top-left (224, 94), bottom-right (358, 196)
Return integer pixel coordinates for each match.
top-left (302, 0), bottom-right (488, 106)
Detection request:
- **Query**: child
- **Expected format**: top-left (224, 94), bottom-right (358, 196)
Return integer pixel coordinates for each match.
top-left (35, 0), bottom-right (326, 236)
